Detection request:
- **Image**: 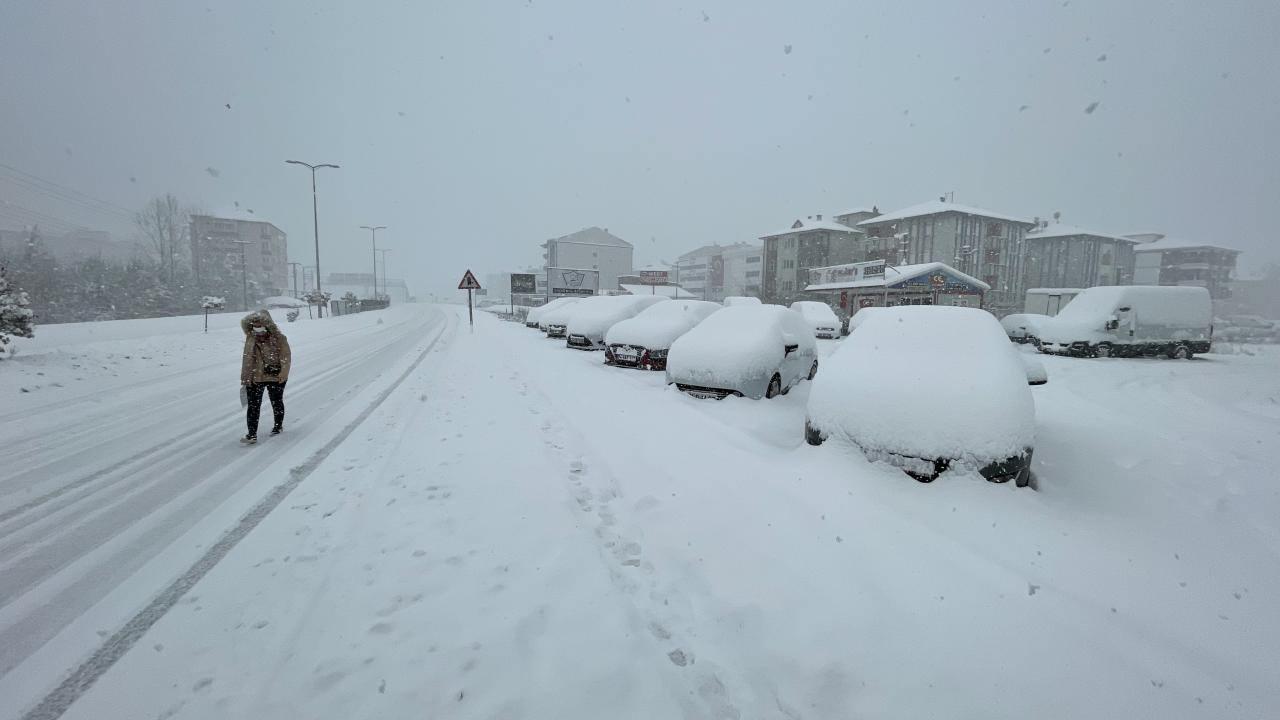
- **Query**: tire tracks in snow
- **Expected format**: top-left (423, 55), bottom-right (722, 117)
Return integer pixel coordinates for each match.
top-left (15, 313), bottom-right (455, 720)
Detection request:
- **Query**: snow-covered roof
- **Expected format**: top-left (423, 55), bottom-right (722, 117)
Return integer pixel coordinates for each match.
top-left (759, 219), bottom-right (863, 239)
top-left (1131, 237), bottom-right (1241, 253)
top-left (805, 262), bottom-right (991, 292)
top-left (1025, 223), bottom-right (1135, 243)
top-left (619, 284), bottom-right (697, 299)
top-left (857, 201), bottom-right (1034, 227)
top-left (678, 241), bottom-right (759, 260)
top-left (1026, 288), bottom-right (1084, 295)
top-left (544, 226), bottom-right (633, 248)
top-left (832, 207), bottom-right (877, 217)
top-left (202, 209), bottom-right (280, 228)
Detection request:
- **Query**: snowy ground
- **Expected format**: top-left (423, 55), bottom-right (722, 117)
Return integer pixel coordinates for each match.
top-left (2, 305), bottom-right (1278, 719)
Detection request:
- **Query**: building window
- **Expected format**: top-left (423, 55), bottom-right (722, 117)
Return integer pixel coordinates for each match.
top-left (746, 256), bottom-right (761, 263)
top-left (746, 270), bottom-right (760, 278)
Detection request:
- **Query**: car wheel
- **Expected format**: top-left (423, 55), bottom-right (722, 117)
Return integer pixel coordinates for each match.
top-left (804, 420), bottom-right (824, 446)
top-left (765, 374), bottom-right (782, 399)
top-left (906, 458), bottom-right (949, 483)
top-left (1094, 342), bottom-right (1113, 358)
top-left (1168, 344), bottom-right (1190, 360)
top-left (807, 360), bottom-right (819, 380)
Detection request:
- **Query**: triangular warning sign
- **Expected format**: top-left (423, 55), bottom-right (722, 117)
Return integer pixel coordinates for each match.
top-left (457, 269), bottom-right (482, 290)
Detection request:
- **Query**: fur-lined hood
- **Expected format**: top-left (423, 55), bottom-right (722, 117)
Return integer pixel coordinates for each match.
top-left (240, 309), bottom-right (284, 337)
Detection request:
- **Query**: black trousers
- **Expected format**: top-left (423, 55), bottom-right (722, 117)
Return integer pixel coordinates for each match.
top-left (245, 381), bottom-right (286, 436)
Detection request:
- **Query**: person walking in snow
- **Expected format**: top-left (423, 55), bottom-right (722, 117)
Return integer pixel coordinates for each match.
top-left (240, 309), bottom-right (292, 444)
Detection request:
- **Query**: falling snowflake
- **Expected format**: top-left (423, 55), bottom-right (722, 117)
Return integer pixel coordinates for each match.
top-left (205, 167), bottom-right (220, 178)
top-left (783, 44), bottom-right (792, 55)
top-left (1097, 53), bottom-right (1107, 62)
top-left (1084, 101), bottom-right (1100, 114)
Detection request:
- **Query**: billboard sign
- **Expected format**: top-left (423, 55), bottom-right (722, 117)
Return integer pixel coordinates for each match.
top-left (510, 273), bottom-right (537, 294)
top-left (547, 267), bottom-right (599, 297)
top-left (808, 259), bottom-right (888, 287)
top-left (638, 269), bottom-right (669, 285)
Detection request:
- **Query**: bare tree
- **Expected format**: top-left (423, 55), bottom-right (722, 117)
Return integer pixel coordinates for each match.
top-left (134, 194), bottom-right (191, 284)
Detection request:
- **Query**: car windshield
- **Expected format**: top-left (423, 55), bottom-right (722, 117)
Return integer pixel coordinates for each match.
top-left (2, 3), bottom-right (1278, 719)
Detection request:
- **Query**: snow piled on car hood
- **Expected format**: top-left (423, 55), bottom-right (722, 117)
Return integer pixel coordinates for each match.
top-left (667, 305), bottom-right (791, 387)
top-left (567, 295), bottom-right (667, 338)
top-left (791, 301), bottom-right (839, 328)
top-left (527, 297), bottom-right (579, 324)
top-left (605, 300), bottom-right (721, 349)
top-left (808, 306), bottom-right (1034, 463)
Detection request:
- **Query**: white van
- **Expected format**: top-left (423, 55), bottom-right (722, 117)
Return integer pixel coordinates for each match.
top-left (1024, 288), bottom-right (1082, 316)
top-left (1038, 286), bottom-right (1212, 359)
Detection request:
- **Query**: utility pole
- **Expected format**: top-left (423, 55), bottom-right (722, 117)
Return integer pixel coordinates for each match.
top-left (231, 239), bottom-right (255, 311)
top-left (287, 262), bottom-right (303, 298)
top-left (376, 248), bottom-right (392, 302)
top-left (285, 160), bottom-right (340, 317)
top-left (360, 225), bottom-right (386, 298)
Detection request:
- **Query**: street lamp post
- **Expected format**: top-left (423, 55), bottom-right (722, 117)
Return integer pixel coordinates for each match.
top-left (286, 261), bottom-right (303, 298)
top-left (285, 159), bottom-right (340, 317)
top-left (360, 225), bottom-right (386, 299)
top-left (231, 239), bottom-right (255, 311)
top-left (375, 248), bottom-right (392, 302)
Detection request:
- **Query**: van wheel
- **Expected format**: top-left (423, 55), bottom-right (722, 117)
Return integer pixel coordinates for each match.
top-left (1015, 467), bottom-right (1032, 488)
top-left (1094, 342), bottom-right (1113, 358)
top-left (1168, 344), bottom-right (1190, 360)
top-left (808, 360), bottom-right (819, 380)
top-left (804, 421), bottom-right (825, 446)
top-left (765, 374), bottom-right (782, 399)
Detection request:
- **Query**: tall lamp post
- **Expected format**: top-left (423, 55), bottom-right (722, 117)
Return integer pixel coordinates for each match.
top-left (360, 225), bottom-right (386, 299)
top-left (375, 248), bottom-right (392, 302)
top-left (286, 261), bottom-right (304, 298)
top-left (285, 159), bottom-right (340, 317)
top-left (231, 239), bottom-right (256, 311)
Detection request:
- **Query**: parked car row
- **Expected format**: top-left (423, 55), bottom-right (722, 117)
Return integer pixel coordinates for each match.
top-left (524, 296), bottom-right (1046, 488)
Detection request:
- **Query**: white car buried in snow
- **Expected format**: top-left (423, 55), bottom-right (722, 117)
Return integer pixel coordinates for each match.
top-left (526, 297), bottom-right (580, 329)
top-left (565, 295), bottom-right (668, 350)
top-left (805, 306), bottom-right (1037, 486)
top-left (604, 299), bottom-right (722, 370)
top-left (790, 301), bottom-right (842, 339)
top-left (542, 297), bottom-right (600, 337)
top-left (666, 305), bottom-right (819, 400)
top-left (1000, 313), bottom-right (1050, 345)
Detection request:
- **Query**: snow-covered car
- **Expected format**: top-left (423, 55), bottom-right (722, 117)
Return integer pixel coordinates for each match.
top-left (722, 296), bottom-right (762, 307)
top-left (790, 301), bottom-right (841, 338)
top-left (526, 297), bottom-right (580, 329)
top-left (1216, 315), bottom-right (1278, 342)
top-left (565, 295), bottom-right (668, 350)
top-left (1038, 285), bottom-right (1213, 358)
top-left (542, 297), bottom-right (599, 337)
top-left (666, 305), bottom-right (819, 399)
top-left (604, 299), bottom-right (721, 370)
top-left (805, 306), bottom-right (1037, 486)
top-left (1000, 313), bottom-right (1050, 344)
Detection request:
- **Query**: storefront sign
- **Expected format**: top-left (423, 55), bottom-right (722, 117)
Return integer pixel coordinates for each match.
top-left (638, 269), bottom-right (669, 285)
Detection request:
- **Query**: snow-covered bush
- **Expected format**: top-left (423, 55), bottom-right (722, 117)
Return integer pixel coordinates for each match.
top-left (0, 266), bottom-right (36, 355)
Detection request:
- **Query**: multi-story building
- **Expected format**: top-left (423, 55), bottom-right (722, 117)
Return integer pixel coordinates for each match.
top-left (1022, 222), bottom-right (1138, 290)
top-left (1131, 235), bottom-right (1240, 300)
top-left (857, 200), bottom-right (1035, 313)
top-left (541, 226), bottom-right (633, 298)
top-left (189, 214), bottom-right (288, 298)
top-left (760, 216), bottom-right (865, 304)
top-left (675, 242), bottom-right (763, 302)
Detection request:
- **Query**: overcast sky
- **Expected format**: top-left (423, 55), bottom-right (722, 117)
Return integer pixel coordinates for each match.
top-left (2, 0), bottom-right (1277, 296)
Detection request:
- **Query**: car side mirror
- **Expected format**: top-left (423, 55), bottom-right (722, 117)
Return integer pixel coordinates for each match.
top-left (784, 343), bottom-right (799, 355)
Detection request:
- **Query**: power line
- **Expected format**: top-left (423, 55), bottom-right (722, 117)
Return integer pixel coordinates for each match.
top-left (0, 174), bottom-right (134, 225)
top-left (0, 162), bottom-right (137, 217)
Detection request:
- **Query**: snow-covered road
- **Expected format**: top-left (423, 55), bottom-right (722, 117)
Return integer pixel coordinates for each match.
top-left (3, 306), bottom-right (1278, 719)
top-left (0, 305), bottom-right (451, 702)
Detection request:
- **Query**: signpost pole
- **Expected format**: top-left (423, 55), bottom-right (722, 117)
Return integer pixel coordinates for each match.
top-left (468, 288), bottom-right (474, 329)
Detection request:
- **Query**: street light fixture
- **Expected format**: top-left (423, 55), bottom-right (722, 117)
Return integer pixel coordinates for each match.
top-left (285, 159), bottom-right (340, 317)
top-left (360, 225), bottom-right (386, 299)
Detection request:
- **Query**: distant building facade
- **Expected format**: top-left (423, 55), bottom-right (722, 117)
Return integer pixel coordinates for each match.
top-left (541, 227), bottom-right (633, 298)
top-left (676, 242), bottom-right (763, 302)
top-left (1022, 222), bottom-right (1138, 290)
top-left (857, 200), bottom-right (1035, 313)
top-left (190, 214), bottom-right (288, 298)
top-left (1131, 235), bottom-right (1240, 299)
top-left (761, 216), bottom-right (865, 304)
